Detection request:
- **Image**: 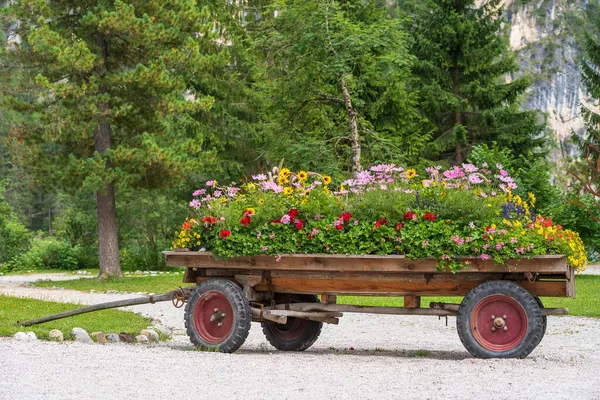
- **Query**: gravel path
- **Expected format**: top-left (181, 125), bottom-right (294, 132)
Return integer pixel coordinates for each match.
top-left (2, 273), bottom-right (600, 399)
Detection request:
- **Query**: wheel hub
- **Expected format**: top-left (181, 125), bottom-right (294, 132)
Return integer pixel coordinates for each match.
top-left (193, 291), bottom-right (234, 344)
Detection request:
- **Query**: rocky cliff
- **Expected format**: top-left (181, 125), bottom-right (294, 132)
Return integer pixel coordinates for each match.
top-left (501, 0), bottom-right (596, 161)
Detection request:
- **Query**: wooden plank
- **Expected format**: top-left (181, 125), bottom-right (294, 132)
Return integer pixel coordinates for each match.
top-left (253, 277), bottom-right (568, 297)
top-left (165, 252), bottom-right (568, 274)
top-left (271, 303), bottom-right (457, 316)
top-left (404, 296), bottom-right (421, 309)
top-left (321, 294), bottom-right (337, 304)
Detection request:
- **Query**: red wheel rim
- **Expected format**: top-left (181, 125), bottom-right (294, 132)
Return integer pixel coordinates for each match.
top-left (193, 291), bottom-right (234, 344)
top-left (268, 317), bottom-right (307, 341)
top-left (470, 294), bottom-right (528, 352)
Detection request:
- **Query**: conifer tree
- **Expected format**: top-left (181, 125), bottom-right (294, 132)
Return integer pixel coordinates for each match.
top-left (1, 1), bottom-right (226, 278)
top-left (404, 0), bottom-right (546, 164)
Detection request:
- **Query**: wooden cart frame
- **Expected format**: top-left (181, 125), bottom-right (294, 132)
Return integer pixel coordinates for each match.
top-left (164, 251), bottom-right (574, 358)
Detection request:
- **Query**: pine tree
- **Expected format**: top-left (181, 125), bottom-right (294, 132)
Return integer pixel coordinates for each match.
top-left (248, 0), bottom-right (424, 174)
top-left (1, 1), bottom-right (226, 278)
top-left (403, 0), bottom-right (546, 164)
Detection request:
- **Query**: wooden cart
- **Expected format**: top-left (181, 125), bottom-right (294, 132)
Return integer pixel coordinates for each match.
top-left (164, 251), bottom-right (575, 358)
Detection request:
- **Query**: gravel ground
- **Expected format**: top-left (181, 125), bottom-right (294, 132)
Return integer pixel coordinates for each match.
top-left (2, 273), bottom-right (600, 399)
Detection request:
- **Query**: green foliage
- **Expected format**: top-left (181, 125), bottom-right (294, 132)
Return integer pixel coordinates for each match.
top-left (10, 237), bottom-right (80, 271)
top-left (403, 0), bottom-right (547, 163)
top-left (552, 194), bottom-right (600, 254)
top-left (0, 181), bottom-right (31, 266)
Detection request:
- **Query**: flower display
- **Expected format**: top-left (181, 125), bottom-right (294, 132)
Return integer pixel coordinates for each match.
top-left (171, 164), bottom-right (587, 273)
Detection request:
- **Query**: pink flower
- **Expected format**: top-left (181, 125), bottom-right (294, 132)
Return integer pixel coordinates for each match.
top-left (473, 248), bottom-right (479, 253)
top-left (481, 254), bottom-right (490, 261)
top-left (483, 244), bottom-right (491, 250)
top-left (189, 199), bottom-right (201, 209)
top-left (275, 255), bottom-right (282, 262)
top-left (311, 228), bottom-right (319, 236)
top-left (451, 236), bottom-right (464, 246)
top-left (441, 254), bottom-right (450, 260)
top-left (495, 242), bottom-right (504, 250)
top-left (256, 232), bottom-right (262, 239)
top-left (353, 220), bottom-right (359, 226)
top-left (421, 240), bottom-right (429, 247)
top-left (269, 233), bottom-right (275, 239)
top-left (468, 174), bottom-right (483, 184)
top-left (206, 180), bottom-right (215, 186)
top-left (252, 174), bottom-right (267, 181)
top-left (281, 215), bottom-right (291, 224)
top-left (192, 189), bottom-right (206, 196)
top-left (510, 237), bottom-right (518, 244)
top-left (261, 246), bottom-right (269, 251)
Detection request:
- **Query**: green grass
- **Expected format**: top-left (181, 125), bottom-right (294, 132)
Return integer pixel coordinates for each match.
top-left (339, 275), bottom-right (600, 318)
top-left (34, 274), bottom-right (193, 294)
top-left (33, 273), bottom-right (600, 318)
top-left (0, 295), bottom-right (151, 339)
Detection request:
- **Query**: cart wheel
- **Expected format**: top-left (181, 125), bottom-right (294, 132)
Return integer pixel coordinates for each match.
top-left (261, 294), bottom-right (322, 351)
top-left (456, 280), bottom-right (544, 359)
top-left (184, 279), bottom-right (251, 353)
top-left (534, 296), bottom-right (547, 344)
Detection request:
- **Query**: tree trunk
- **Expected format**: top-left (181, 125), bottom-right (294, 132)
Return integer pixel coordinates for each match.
top-left (340, 78), bottom-right (361, 173)
top-left (455, 110), bottom-right (464, 165)
top-left (95, 33), bottom-right (122, 279)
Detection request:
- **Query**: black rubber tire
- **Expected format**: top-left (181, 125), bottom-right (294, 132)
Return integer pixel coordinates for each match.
top-left (534, 296), bottom-right (548, 344)
top-left (456, 280), bottom-right (544, 359)
top-left (261, 294), bottom-right (323, 351)
top-left (184, 279), bottom-right (251, 353)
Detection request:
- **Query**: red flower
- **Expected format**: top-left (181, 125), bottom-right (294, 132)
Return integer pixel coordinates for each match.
top-left (240, 216), bottom-right (251, 227)
top-left (182, 222), bottom-right (192, 230)
top-left (375, 218), bottom-right (388, 228)
top-left (395, 222), bottom-right (404, 231)
top-left (556, 224), bottom-right (563, 230)
top-left (287, 208), bottom-right (299, 219)
top-left (483, 235), bottom-right (488, 240)
top-left (270, 219), bottom-right (281, 224)
top-left (335, 224), bottom-right (344, 230)
top-left (424, 212), bottom-right (437, 221)
top-left (403, 211), bottom-right (416, 221)
top-left (242, 209), bottom-right (253, 216)
top-left (548, 235), bottom-right (554, 241)
top-left (341, 212), bottom-right (352, 222)
top-left (220, 229), bottom-right (231, 239)
top-left (445, 220), bottom-right (452, 225)
top-left (485, 226), bottom-right (492, 232)
top-left (202, 216), bottom-right (217, 225)
top-left (295, 219), bottom-right (304, 230)
top-left (543, 218), bottom-right (553, 228)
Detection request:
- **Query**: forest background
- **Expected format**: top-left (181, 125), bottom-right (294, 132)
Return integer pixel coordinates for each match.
top-left (0, 0), bottom-right (599, 278)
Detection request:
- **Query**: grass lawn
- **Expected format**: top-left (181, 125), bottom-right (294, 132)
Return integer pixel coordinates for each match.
top-left (0, 295), bottom-right (151, 339)
top-left (33, 274), bottom-right (600, 318)
top-left (35, 274), bottom-right (193, 294)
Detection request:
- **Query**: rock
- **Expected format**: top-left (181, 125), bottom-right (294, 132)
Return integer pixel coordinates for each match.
top-left (106, 290), bottom-right (119, 294)
top-left (135, 270), bottom-right (143, 275)
top-left (71, 328), bottom-right (93, 344)
top-left (141, 329), bottom-right (159, 342)
top-left (150, 318), bottom-right (162, 326)
top-left (106, 333), bottom-right (120, 343)
top-left (151, 325), bottom-right (172, 337)
top-left (135, 335), bottom-right (149, 344)
top-left (119, 332), bottom-right (134, 343)
top-left (14, 331), bottom-right (37, 341)
top-left (90, 331), bottom-right (107, 344)
top-left (48, 329), bottom-right (64, 342)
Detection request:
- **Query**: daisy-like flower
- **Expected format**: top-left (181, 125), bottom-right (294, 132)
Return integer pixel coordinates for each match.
top-left (283, 186), bottom-right (294, 195)
top-left (323, 175), bottom-right (332, 185)
top-left (279, 168), bottom-right (291, 177)
top-left (277, 175), bottom-right (289, 185)
top-left (258, 198), bottom-right (265, 205)
top-left (297, 171), bottom-right (308, 181)
top-left (405, 169), bottom-right (417, 179)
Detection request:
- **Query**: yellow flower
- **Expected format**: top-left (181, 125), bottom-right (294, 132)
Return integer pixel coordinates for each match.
top-left (487, 203), bottom-right (492, 207)
top-left (258, 198), bottom-right (264, 205)
top-left (405, 169), bottom-right (417, 179)
top-left (323, 175), bottom-right (332, 185)
top-left (283, 186), bottom-right (294, 195)
top-left (297, 171), bottom-right (308, 181)
top-left (246, 182), bottom-right (256, 192)
top-left (303, 190), bottom-right (310, 196)
top-left (301, 199), bottom-right (308, 205)
top-left (442, 182), bottom-right (447, 188)
top-left (277, 175), bottom-right (289, 185)
top-left (528, 192), bottom-right (536, 206)
top-left (279, 168), bottom-right (291, 177)
top-left (340, 184), bottom-right (345, 191)
top-left (245, 207), bottom-right (256, 215)
top-left (219, 197), bottom-right (227, 203)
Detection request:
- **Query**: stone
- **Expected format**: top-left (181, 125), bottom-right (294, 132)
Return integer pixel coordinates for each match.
top-left (14, 331), bottom-right (37, 341)
top-left (135, 270), bottom-right (143, 275)
top-left (135, 335), bottom-right (149, 344)
top-left (106, 290), bottom-right (119, 294)
top-left (119, 332), bottom-right (134, 343)
top-left (151, 325), bottom-right (172, 337)
top-left (150, 318), bottom-right (162, 326)
top-left (91, 331), bottom-right (107, 345)
top-left (141, 329), bottom-right (159, 342)
top-left (106, 333), bottom-right (120, 343)
top-left (71, 328), bottom-right (93, 344)
top-left (48, 329), bottom-right (64, 342)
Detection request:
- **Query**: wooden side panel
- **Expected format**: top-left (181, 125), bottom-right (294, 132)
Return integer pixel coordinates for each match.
top-left (165, 252), bottom-right (568, 274)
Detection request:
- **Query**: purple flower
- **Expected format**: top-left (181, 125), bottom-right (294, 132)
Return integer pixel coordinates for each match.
top-left (188, 199), bottom-right (201, 209)
top-left (252, 174), bottom-right (268, 181)
top-left (192, 189), bottom-right (206, 197)
top-left (206, 180), bottom-right (215, 187)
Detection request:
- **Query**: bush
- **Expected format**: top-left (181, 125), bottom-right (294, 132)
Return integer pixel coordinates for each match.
top-left (0, 220), bottom-right (31, 267)
top-left (12, 237), bottom-right (81, 271)
top-left (119, 245), bottom-right (166, 271)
